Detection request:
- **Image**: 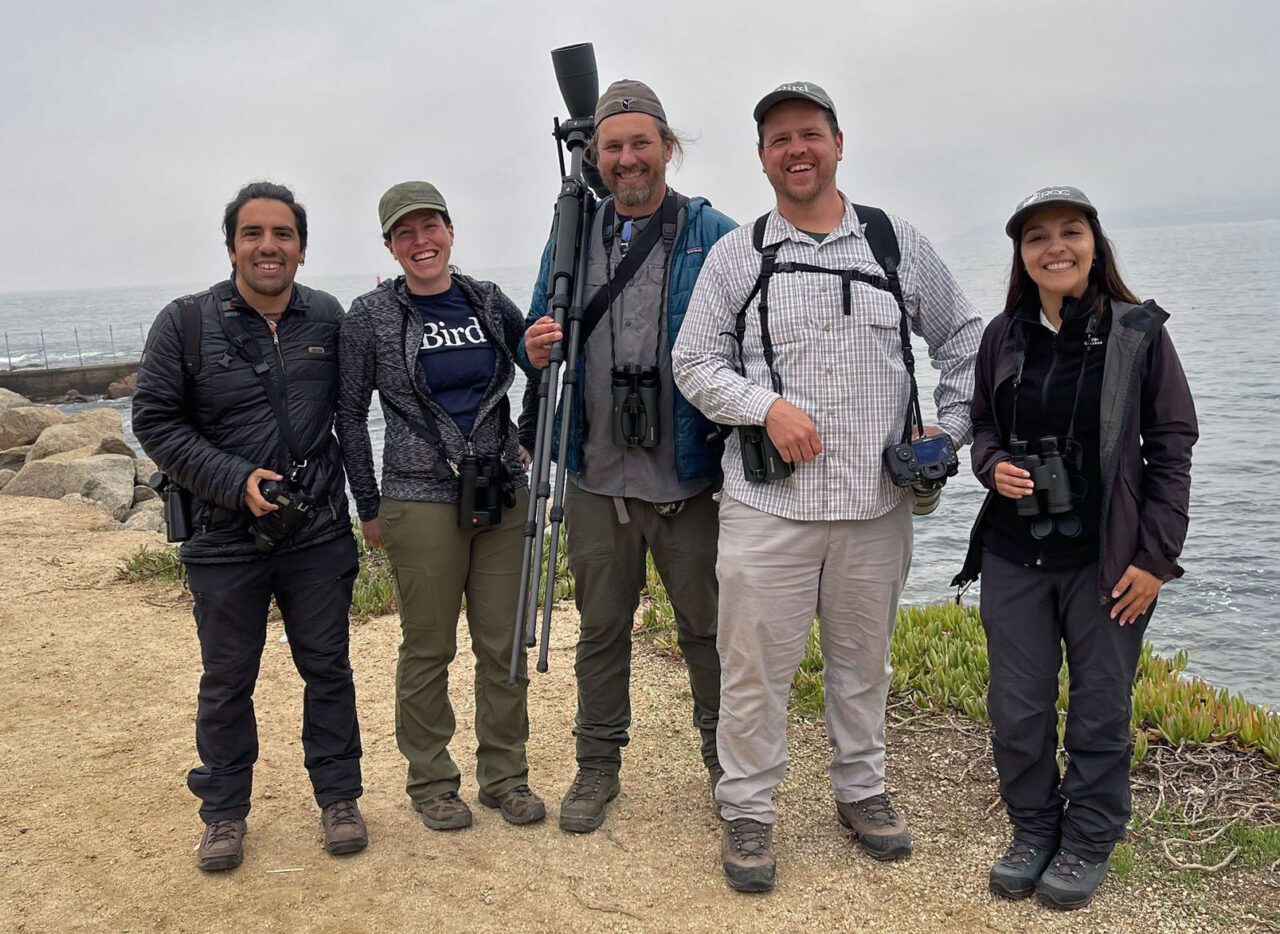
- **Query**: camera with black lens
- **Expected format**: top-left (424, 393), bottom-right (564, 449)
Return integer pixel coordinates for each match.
top-left (251, 474), bottom-right (317, 552)
top-left (610, 364), bottom-right (660, 448)
top-left (149, 471), bottom-right (193, 543)
top-left (883, 433), bottom-right (959, 515)
top-left (458, 452), bottom-right (515, 529)
top-left (737, 424), bottom-right (795, 484)
top-left (1009, 437), bottom-right (1081, 539)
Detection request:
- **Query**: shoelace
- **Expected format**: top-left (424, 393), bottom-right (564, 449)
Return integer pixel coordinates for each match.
top-left (566, 771), bottom-right (606, 803)
top-left (1000, 841), bottom-right (1043, 868)
top-left (852, 793), bottom-right (900, 827)
top-left (325, 801), bottom-right (360, 827)
top-left (507, 784), bottom-right (534, 799)
top-left (1046, 850), bottom-right (1091, 880)
top-left (727, 819), bottom-right (770, 859)
top-left (206, 820), bottom-right (241, 844)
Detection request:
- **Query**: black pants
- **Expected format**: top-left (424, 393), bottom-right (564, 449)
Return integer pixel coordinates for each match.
top-left (980, 550), bottom-right (1148, 862)
top-left (184, 534), bottom-right (363, 823)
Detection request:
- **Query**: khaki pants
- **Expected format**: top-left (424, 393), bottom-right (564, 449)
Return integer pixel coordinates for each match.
top-left (715, 495), bottom-right (912, 824)
top-left (379, 492), bottom-right (530, 803)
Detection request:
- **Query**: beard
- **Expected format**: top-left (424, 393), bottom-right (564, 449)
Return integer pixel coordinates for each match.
top-left (609, 166), bottom-right (662, 210)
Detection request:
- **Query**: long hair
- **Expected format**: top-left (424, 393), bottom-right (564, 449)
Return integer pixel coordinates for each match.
top-left (1002, 212), bottom-right (1140, 316)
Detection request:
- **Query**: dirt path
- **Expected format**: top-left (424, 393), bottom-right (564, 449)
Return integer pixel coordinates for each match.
top-left (0, 497), bottom-right (1238, 932)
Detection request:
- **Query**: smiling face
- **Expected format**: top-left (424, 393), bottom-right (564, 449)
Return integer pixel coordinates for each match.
top-left (595, 112), bottom-right (673, 215)
top-left (1019, 206), bottom-right (1096, 304)
top-left (228, 198), bottom-right (304, 301)
top-left (758, 99), bottom-right (843, 208)
top-left (386, 209), bottom-right (454, 295)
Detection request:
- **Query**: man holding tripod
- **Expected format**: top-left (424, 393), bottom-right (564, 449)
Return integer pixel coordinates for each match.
top-left (673, 83), bottom-right (982, 891)
top-left (520, 79), bottom-right (736, 834)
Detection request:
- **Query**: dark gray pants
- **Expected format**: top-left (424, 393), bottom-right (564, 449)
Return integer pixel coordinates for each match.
top-left (980, 550), bottom-right (1148, 862)
top-left (564, 484), bottom-right (721, 774)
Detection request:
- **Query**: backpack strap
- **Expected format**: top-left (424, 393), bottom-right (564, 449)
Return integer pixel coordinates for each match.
top-left (176, 296), bottom-right (202, 378)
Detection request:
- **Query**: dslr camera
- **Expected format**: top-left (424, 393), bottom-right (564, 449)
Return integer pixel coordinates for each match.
top-left (883, 433), bottom-right (959, 516)
top-left (252, 472), bottom-right (318, 552)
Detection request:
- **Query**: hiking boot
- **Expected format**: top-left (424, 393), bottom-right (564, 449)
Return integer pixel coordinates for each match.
top-left (321, 799), bottom-right (368, 855)
top-left (196, 818), bottom-right (246, 872)
top-left (721, 818), bottom-right (776, 893)
top-left (708, 764), bottom-right (725, 817)
top-left (478, 784), bottom-right (547, 825)
top-left (1035, 848), bottom-right (1109, 910)
top-left (989, 839), bottom-right (1054, 900)
top-left (835, 792), bottom-right (913, 861)
top-left (558, 768), bottom-right (620, 834)
top-left (415, 791), bottom-right (473, 830)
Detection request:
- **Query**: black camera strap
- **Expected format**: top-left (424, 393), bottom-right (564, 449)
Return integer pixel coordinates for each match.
top-left (219, 308), bottom-right (308, 472)
top-left (579, 190), bottom-right (677, 348)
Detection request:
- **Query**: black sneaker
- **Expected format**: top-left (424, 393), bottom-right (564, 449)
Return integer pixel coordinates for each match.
top-left (835, 792), bottom-right (912, 861)
top-left (721, 818), bottom-right (776, 893)
top-left (989, 840), bottom-right (1053, 900)
top-left (1035, 848), bottom-right (1109, 910)
top-left (558, 768), bottom-right (620, 834)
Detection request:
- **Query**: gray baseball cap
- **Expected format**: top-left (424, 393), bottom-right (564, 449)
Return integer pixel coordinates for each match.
top-left (753, 81), bottom-right (837, 124)
top-left (594, 79), bottom-right (667, 127)
top-left (1005, 185), bottom-right (1097, 238)
top-left (379, 181), bottom-right (449, 235)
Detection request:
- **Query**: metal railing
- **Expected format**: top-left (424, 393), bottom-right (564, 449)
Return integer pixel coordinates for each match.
top-left (3, 323), bottom-right (149, 371)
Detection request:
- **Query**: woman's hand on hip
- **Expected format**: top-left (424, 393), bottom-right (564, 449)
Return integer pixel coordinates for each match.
top-left (993, 459), bottom-right (1034, 499)
top-left (1110, 564), bottom-right (1162, 625)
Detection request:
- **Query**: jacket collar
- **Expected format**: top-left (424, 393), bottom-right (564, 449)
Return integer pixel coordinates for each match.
top-left (211, 277), bottom-right (310, 314)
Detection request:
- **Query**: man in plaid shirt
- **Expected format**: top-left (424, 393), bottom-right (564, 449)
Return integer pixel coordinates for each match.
top-left (673, 81), bottom-right (982, 893)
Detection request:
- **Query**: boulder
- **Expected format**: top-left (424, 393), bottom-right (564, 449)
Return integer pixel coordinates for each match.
top-left (0, 405), bottom-right (65, 449)
top-left (135, 458), bottom-right (157, 486)
top-left (0, 388), bottom-right (30, 413)
top-left (106, 372), bottom-right (139, 400)
top-left (61, 390), bottom-right (90, 404)
top-left (0, 468), bottom-right (14, 491)
top-left (0, 459), bottom-right (79, 501)
top-left (76, 454), bottom-right (137, 521)
top-left (0, 445), bottom-right (30, 470)
top-left (123, 499), bottom-right (165, 533)
top-left (67, 408), bottom-right (125, 435)
top-left (26, 420), bottom-right (129, 462)
top-left (133, 483), bottom-right (159, 505)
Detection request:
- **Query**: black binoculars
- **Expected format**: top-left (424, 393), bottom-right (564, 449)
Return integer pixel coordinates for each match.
top-left (1010, 437), bottom-right (1082, 540)
top-left (738, 425), bottom-right (795, 484)
top-left (458, 452), bottom-right (514, 529)
top-left (253, 475), bottom-right (318, 551)
top-left (149, 471), bottom-right (193, 543)
top-left (611, 364), bottom-right (660, 449)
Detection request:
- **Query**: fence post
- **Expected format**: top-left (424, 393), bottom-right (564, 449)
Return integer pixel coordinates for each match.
top-left (138, 323), bottom-right (144, 360)
top-left (4, 332), bottom-right (11, 371)
top-left (74, 326), bottom-right (84, 367)
top-left (109, 324), bottom-right (117, 362)
top-left (41, 330), bottom-right (49, 369)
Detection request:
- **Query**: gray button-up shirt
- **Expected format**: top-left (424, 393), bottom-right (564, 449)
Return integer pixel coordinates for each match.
top-left (672, 196), bottom-right (981, 522)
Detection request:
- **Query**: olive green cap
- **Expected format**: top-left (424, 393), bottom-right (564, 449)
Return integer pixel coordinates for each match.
top-left (379, 181), bottom-right (449, 235)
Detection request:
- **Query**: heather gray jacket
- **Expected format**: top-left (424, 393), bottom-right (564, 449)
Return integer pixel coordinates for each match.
top-left (336, 274), bottom-right (527, 522)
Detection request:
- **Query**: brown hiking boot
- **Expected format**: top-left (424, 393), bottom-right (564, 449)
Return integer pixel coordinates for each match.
top-left (196, 818), bottom-right (246, 872)
top-left (478, 784), bottom-right (547, 825)
top-left (558, 768), bottom-right (620, 834)
top-left (721, 818), bottom-right (776, 892)
top-left (415, 791), bottom-right (473, 830)
top-left (321, 799), bottom-right (368, 854)
top-left (836, 792), bottom-right (913, 861)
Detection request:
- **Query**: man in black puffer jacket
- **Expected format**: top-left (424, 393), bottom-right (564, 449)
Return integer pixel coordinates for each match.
top-left (132, 181), bottom-right (366, 872)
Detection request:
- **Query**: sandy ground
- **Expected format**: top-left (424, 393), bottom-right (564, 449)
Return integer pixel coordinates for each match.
top-left (0, 496), bottom-right (1254, 933)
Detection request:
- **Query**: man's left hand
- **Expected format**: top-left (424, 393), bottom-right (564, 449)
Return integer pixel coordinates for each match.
top-left (1110, 565), bottom-right (1162, 625)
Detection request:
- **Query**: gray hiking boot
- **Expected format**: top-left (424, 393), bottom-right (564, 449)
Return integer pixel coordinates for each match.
top-left (1035, 848), bottom-right (1109, 910)
top-left (321, 799), bottom-right (368, 855)
top-left (835, 792), bottom-right (913, 861)
top-left (196, 818), bottom-right (246, 872)
top-left (478, 784), bottom-right (547, 825)
top-left (989, 839), bottom-right (1054, 899)
top-left (721, 818), bottom-right (776, 893)
top-left (558, 768), bottom-right (620, 834)
top-left (415, 791), bottom-right (473, 830)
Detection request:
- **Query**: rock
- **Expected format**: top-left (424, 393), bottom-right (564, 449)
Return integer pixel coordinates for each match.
top-left (67, 408), bottom-right (125, 435)
top-left (76, 454), bottom-right (137, 521)
top-left (123, 499), bottom-right (165, 533)
top-left (135, 458), bottom-right (157, 486)
top-left (0, 445), bottom-right (30, 470)
top-left (61, 390), bottom-right (90, 404)
top-left (106, 372), bottom-right (138, 400)
top-left (26, 420), bottom-right (128, 462)
top-left (133, 483), bottom-right (159, 505)
top-left (0, 405), bottom-right (65, 449)
top-left (0, 388), bottom-right (30, 413)
top-left (0, 459), bottom-right (79, 501)
top-left (0, 468), bottom-right (14, 491)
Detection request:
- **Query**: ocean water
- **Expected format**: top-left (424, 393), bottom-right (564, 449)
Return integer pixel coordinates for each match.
top-left (2, 222), bottom-right (1276, 707)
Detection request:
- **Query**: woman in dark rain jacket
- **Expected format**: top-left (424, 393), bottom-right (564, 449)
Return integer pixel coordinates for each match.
top-left (952, 186), bottom-right (1197, 910)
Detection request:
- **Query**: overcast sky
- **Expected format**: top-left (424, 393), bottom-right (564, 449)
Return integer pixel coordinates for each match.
top-left (1, 0), bottom-right (1275, 292)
